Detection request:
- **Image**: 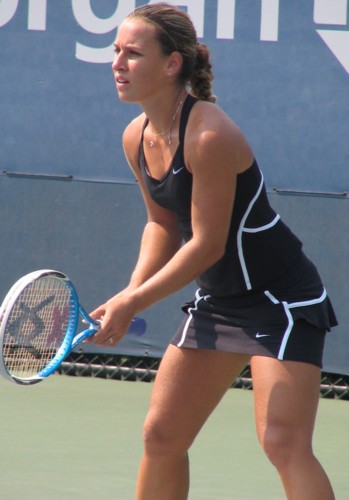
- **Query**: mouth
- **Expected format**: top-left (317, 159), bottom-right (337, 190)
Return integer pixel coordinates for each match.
top-left (115, 75), bottom-right (129, 86)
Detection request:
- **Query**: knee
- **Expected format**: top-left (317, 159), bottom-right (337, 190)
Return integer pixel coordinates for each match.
top-left (258, 424), bottom-right (311, 470)
top-left (142, 415), bottom-right (192, 458)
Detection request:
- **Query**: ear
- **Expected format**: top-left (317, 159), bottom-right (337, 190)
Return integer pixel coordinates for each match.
top-left (164, 51), bottom-right (183, 79)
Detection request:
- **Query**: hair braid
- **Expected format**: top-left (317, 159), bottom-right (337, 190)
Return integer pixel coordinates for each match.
top-left (190, 43), bottom-right (216, 103)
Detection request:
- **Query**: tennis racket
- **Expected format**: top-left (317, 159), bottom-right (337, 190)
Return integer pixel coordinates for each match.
top-left (0, 269), bottom-right (146, 385)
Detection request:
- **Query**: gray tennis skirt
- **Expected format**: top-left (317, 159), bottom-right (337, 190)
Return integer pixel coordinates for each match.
top-left (171, 256), bottom-right (337, 368)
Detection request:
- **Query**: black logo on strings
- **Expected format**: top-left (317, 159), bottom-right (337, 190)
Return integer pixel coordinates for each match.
top-left (8, 296), bottom-right (55, 358)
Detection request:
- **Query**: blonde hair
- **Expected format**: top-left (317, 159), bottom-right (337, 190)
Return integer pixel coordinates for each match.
top-left (128, 3), bottom-right (216, 103)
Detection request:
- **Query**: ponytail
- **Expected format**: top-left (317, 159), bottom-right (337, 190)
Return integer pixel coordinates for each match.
top-left (190, 43), bottom-right (216, 103)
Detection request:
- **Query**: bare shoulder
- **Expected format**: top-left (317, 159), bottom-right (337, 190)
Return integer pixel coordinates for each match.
top-left (123, 113), bottom-right (146, 168)
top-left (188, 101), bottom-right (245, 141)
top-left (185, 101), bottom-right (254, 173)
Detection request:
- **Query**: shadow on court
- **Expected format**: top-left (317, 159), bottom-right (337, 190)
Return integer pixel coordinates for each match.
top-left (0, 376), bottom-right (347, 499)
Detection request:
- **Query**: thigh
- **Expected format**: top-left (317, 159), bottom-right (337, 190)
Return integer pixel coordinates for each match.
top-left (146, 345), bottom-right (249, 447)
top-left (251, 356), bottom-right (321, 445)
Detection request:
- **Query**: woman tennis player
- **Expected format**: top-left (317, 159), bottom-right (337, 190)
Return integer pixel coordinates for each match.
top-left (90, 3), bottom-right (337, 499)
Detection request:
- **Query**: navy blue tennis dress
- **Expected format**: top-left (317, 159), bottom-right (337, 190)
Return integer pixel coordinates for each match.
top-left (139, 94), bottom-right (337, 367)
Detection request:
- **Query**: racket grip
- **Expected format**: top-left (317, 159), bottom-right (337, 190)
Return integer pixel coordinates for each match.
top-left (82, 317), bottom-right (146, 336)
top-left (128, 317), bottom-right (146, 336)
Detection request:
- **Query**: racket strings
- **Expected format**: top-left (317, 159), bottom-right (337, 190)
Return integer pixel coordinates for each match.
top-left (3, 277), bottom-right (73, 378)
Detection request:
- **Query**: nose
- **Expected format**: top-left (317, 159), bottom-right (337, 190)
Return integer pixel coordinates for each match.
top-left (112, 51), bottom-right (124, 72)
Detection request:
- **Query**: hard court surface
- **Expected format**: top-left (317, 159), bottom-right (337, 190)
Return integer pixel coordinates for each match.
top-left (0, 375), bottom-right (347, 499)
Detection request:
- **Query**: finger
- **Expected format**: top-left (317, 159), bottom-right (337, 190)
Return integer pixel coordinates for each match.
top-left (89, 318), bottom-right (117, 345)
top-left (89, 306), bottom-right (105, 321)
top-left (93, 332), bottom-right (120, 347)
top-left (91, 322), bottom-right (126, 346)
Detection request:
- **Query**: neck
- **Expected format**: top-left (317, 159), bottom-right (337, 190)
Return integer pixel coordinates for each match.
top-left (144, 88), bottom-right (186, 130)
top-left (145, 88), bottom-right (187, 148)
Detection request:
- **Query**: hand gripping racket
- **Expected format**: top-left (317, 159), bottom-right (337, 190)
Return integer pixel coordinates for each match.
top-left (0, 270), bottom-right (146, 385)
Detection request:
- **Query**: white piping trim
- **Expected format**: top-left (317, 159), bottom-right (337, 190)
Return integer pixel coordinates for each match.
top-left (288, 288), bottom-right (327, 309)
top-left (278, 302), bottom-right (294, 360)
top-left (237, 172), bottom-right (264, 290)
top-left (263, 291), bottom-right (293, 360)
top-left (243, 214), bottom-right (280, 233)
top-left (237, 170), bottom-right (281, 290)
top-left (177, 289), bottom-right (205, 348)
top-left (264, 287), bottom-right (328, 360)
top-left (264, 290), bottom-right (280, 304)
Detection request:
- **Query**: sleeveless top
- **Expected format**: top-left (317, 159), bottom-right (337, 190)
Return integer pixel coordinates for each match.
top-left (138, 95), bottom-right (306, 297)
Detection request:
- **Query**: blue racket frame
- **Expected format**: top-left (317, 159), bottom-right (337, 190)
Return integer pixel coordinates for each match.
top-left (36, 278), bottom-right (82, 380)
top-left (0, 270), bottom-right (146, 385)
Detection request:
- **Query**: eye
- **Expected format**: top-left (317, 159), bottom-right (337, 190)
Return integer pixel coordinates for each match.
top-left (128, 49), bottom-right (141, 57)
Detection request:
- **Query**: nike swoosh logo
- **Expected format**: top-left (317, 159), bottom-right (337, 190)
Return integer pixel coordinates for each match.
top-left (256, 332), bottom-right (270, 338)
top-left (173, 166), bottom-right (185, 175)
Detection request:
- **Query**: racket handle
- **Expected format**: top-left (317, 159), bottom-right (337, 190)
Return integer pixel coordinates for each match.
top-left (82, 316), bottom-right (146, 336)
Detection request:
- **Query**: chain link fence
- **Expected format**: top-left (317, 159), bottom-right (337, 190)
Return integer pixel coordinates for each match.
top-left (57, 353), bottom-right (349, 400)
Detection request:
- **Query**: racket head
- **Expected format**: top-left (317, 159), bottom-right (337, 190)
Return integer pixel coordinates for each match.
top-left (0, 270), bottom-right (79, 384)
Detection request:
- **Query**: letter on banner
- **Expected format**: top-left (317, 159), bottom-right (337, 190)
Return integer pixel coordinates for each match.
top-left (73, 0), bottom-right (136, 63)
top-left (0, 0), bottom-right (19, 27)
top-left (28, 0), bottom-right (47, 30)
top-left (147, 0), bottom-right (205, 38)
top-left (260, 0), bottom-right (279, 41)
top-left (217, 0), bottom-right (236, 39)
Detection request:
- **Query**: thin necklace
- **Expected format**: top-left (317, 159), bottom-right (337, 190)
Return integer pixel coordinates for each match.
top-left (149, 91), bottom-right (187, 148)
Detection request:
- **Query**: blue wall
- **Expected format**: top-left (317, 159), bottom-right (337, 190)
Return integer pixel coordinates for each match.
top-left (1, 1), bottom-right (348, 373)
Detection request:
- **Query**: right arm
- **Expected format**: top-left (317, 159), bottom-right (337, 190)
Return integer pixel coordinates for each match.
top-left (89, 116), bottom-right (182, 342)
top-left (118, 116), bottom-right (183, 291)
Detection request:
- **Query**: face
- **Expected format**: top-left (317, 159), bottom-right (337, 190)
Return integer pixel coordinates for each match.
top-left (112, 19), bottom-right (171, 103)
